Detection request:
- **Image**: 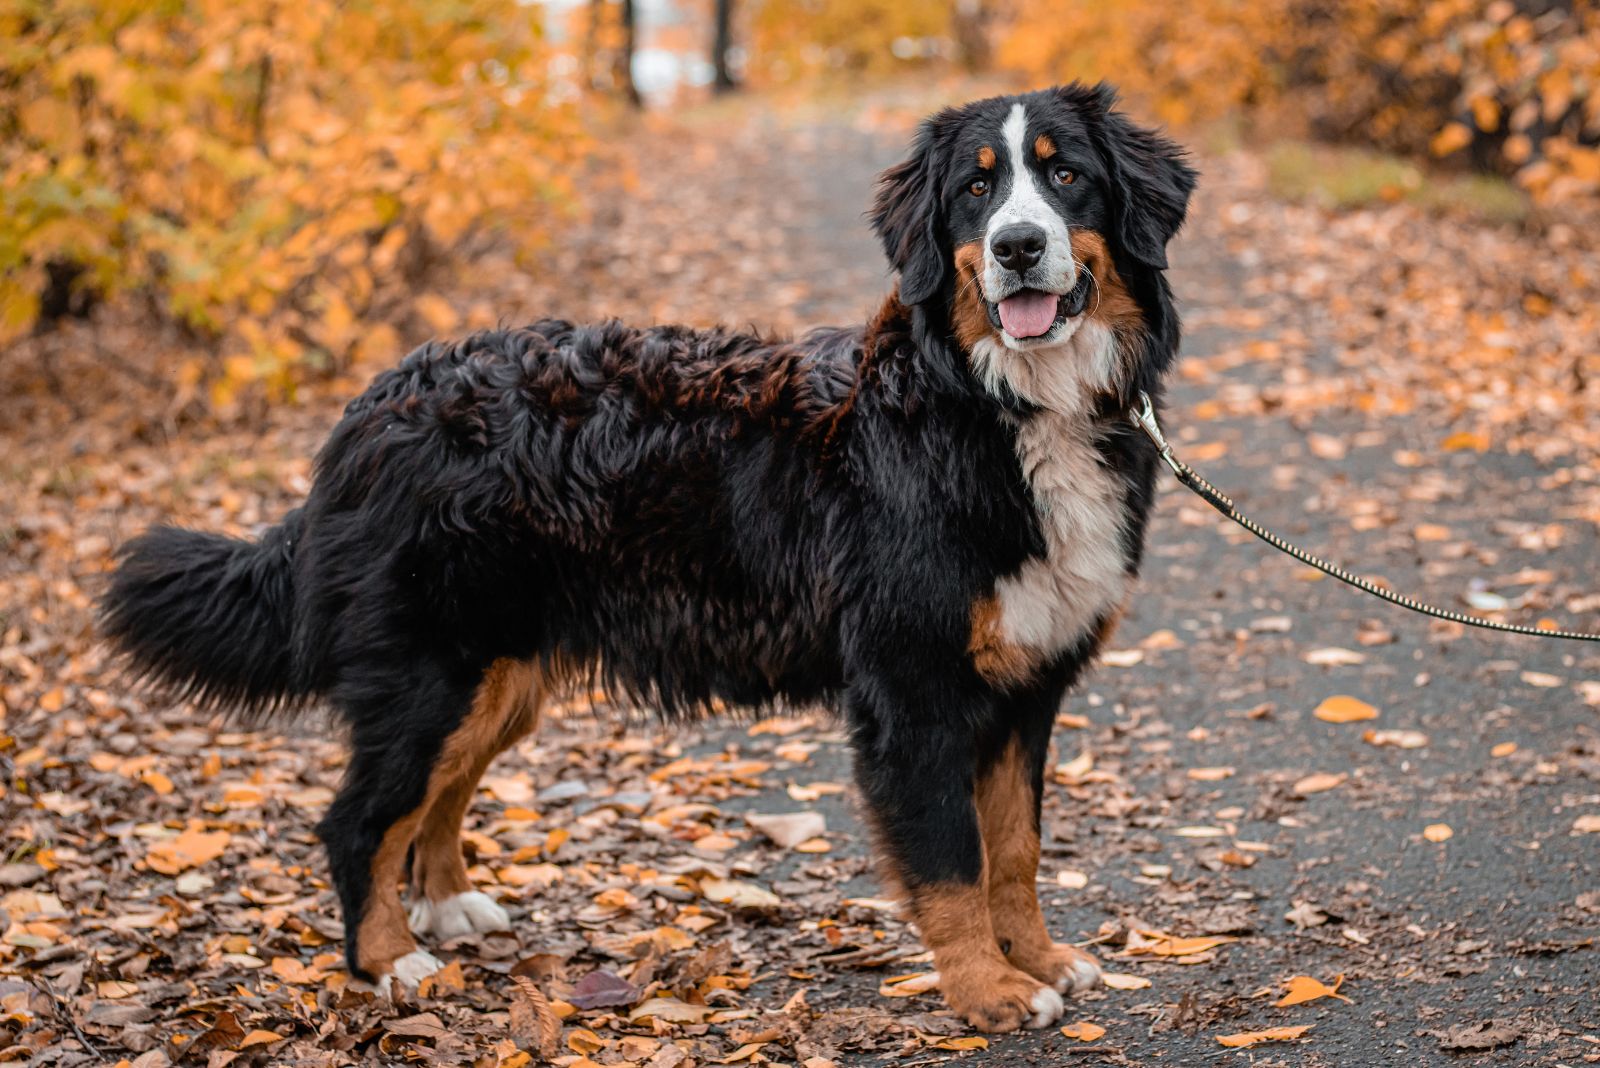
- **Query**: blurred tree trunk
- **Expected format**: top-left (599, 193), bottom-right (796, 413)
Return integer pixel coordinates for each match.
top-left (711, 0), bottom-right (737, 94)
top-left (583, 0), bottom-right (603, 90)
top-left (950, 0), bottom-right (991, 72)
top-left (616, 0), bottom-right (642, 107)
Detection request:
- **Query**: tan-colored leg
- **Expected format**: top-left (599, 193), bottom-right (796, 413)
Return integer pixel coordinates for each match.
top-left (910, 880), bottom-right (1063, 1032)
top-left (407, 659), bottom-right (544, 940)
top-left (975, 739), bottom-right (1102, 994)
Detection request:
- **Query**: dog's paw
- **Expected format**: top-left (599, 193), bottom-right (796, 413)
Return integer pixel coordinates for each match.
top-left (942, 967), bottom-right (1064, 1033)
top-left (1012, 942), bottom-right (1103, 995)
top-left (409, 891), bottom-right (510, 940)
top-left (360, 949), bottom-right (443, 993)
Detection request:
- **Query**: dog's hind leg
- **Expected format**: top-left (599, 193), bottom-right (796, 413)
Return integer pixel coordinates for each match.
top-left (976, 706), bottom-right (1102, 995)
top-left (317, 658), bottom-right (520, 988)
top-left (408, 659), bottom-right (545, 941)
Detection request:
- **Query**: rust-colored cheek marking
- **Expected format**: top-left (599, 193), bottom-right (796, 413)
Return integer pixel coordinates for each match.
top-left (1033, 133), bottom-right (1057, 160)
top-left (1068, 229), bottom-right (1142, 333)
top-left (951, 241), bottom-right (996, 351)
top-left (977, 145), bottom-right (996, 170)
top-left (969, 594), bottom-right (1042, 689)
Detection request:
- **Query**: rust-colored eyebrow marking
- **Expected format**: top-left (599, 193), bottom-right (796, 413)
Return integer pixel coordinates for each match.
top-left (977, 145), bottom-right (996, 170)
top-left (1034, 133), bottom-right (1057, 160)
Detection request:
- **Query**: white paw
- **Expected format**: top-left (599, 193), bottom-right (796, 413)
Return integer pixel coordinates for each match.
top-left (409, 890), bottom-right (510, 940)
top-left (375, 949), bottom-right (443, 991)
top-left (1026, 985), bottom-right (1065, 1028)
top-left (1057, 954), bottom-right (1103, 994)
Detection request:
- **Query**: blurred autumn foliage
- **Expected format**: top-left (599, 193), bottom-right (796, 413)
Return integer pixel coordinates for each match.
top-left (0, 0), bottom-right (585, 405)
top-left (4, 0), bottom-right (1600, 412)
top-left (996, 0), bottom-right (1600, 203)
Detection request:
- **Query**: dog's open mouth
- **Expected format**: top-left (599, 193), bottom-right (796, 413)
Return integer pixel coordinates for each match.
top-left (987, 273), bottom-right (1094, 339)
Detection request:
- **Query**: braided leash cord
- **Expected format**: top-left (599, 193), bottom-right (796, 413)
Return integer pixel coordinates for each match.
top-left (1130, 391), bottom-right (1600, 642)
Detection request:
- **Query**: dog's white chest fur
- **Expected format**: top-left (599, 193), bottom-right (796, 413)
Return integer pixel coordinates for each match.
top-left (973, 322), bottom-right (1131, 658)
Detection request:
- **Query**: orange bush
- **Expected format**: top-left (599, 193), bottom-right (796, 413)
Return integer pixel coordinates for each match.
top-left (996, 0), bottom-right (1600, 203)
top-left (0, 0), bottom-right (587, 404)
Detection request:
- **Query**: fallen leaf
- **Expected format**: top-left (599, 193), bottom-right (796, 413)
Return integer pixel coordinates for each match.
top-left (568, 969), bottom-right (641, 1010)
top-left (1101, 973), bottom-right (1151, 990)
top-left (1313, 695), bottom-right (1378, 723)
top-left (878, 972), bottom-right (940, 997)
top-left (1304, 647), bottom-right (1365, 666)
top-left (1099, 649), bottom-right (1144, 667)
top-left (1060, 1021), bottom-right (1106, 1041)
top-left (1276, 974), bottom-right (1350, 1007)
top-left (629, 998), bottom-right (715, 1024)
top-left (1292, 772), bottom-right (1348, 795)
top-left (745, 811), bottom-right (826, 849)
top-left (1573, 814), bottom-right (1600, 834)
top-left (1424, 823), bottom-right (1453, 842)
top-left (1217, 1025), bottom-right (1313, 1047)
top-left (1490, 741), bottom-right (1517, 758)
top-left (1520, 671), bottom-right (1562, 688)
top-left (700, 878), bottom-right (781, 911)
top-left (146, 827), bottom-right (230, 875)
top-left (1363, 729), bottom-right (1428, 749)
top-left (928, 1036), bottom-right (987, 1051)
top-left (1436, 1019), bottom-right (1521, 1051)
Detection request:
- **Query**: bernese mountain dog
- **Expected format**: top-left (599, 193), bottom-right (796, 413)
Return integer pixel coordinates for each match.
top-left (101, 82), bottom-right (1195, 1033)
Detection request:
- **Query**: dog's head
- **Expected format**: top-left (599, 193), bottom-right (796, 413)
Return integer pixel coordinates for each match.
top-left (872, 84), bottom-right (1195, 407)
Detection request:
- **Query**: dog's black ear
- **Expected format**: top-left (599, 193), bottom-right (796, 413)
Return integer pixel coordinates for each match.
top-left (871, 121), bottom-right (948, 306)
top-left (1083, 84), bottom-right (1196, 271)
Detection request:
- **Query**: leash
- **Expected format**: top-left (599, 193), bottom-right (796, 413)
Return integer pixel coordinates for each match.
top-left (1129, 391), bottom-right (1600, 642)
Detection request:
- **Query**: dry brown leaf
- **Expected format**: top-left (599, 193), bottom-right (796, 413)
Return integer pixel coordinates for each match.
top-left (745, 811), bottom-right (826, 849)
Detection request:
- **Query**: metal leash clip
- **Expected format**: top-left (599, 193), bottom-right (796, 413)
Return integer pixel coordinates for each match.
top-left (1129, 390), bottom-right (1183, 476)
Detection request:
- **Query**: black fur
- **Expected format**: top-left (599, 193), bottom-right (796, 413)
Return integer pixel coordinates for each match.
top-left (100, 82), bottom-right (1195, 987)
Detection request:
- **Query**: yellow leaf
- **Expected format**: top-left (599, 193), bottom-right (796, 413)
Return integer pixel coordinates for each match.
top-left (567, 1028), bottom-right (606, 1054)
top-left (147, 827), bottom-right (230, 875)
top-left (1490, 742), bottom-right (1517, 758)
top-left (878, 972), bottom-right (940, 997)
top-left (1430, 123), bottom-right (1473, 157)
top-left (1423, 824), bottom-right (1453, 843)
top-left (1313, 696), bottom-right (1378, 723)
top-left (1061, 1021), bottom-right (1106, 1041)
top-left (239, 1030), bottom-right (285, 1048)
top-left (1275, 974), bottom-right (1349, 1007)
top-left (930, 1036), bottom-right (988, 1051)
top-left (1101, 973), bottom-right (1151, 990)
top-left (1441, 431), bottom-right (1490, 452)
top-left (1217, 1025), bottom-right (1313, 1047)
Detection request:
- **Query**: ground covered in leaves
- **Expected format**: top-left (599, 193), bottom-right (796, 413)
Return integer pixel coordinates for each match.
top-left (2, 85), bottom-right (1598, 1067)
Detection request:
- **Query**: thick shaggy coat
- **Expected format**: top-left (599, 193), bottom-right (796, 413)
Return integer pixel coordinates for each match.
top-left (101, 83), bottom-right (1196, 1032)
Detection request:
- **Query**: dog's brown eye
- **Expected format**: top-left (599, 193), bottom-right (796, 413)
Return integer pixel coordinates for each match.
top-left (969, 179), bottom-right (989, 197)
top-left (1054, 166), bottom-right (1076, 185)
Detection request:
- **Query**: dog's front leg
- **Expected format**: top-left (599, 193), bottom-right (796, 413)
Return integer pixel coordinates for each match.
top-left (848, 688), bottom-right (1065, 1033)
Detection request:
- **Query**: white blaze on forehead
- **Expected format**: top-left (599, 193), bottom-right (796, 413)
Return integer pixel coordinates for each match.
top-left (982, 101), bottom-right (1076, 323)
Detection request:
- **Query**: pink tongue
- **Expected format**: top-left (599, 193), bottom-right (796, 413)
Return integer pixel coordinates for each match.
top-left (997, 290), bottom-right (1059, 338)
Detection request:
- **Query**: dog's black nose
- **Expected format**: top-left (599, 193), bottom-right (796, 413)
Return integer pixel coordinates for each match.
top-left (990, 223), bottom-right (1046, 273)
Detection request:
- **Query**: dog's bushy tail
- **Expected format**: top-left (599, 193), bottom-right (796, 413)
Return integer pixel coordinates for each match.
top-left (99, 511), bottom-right (316, 720)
